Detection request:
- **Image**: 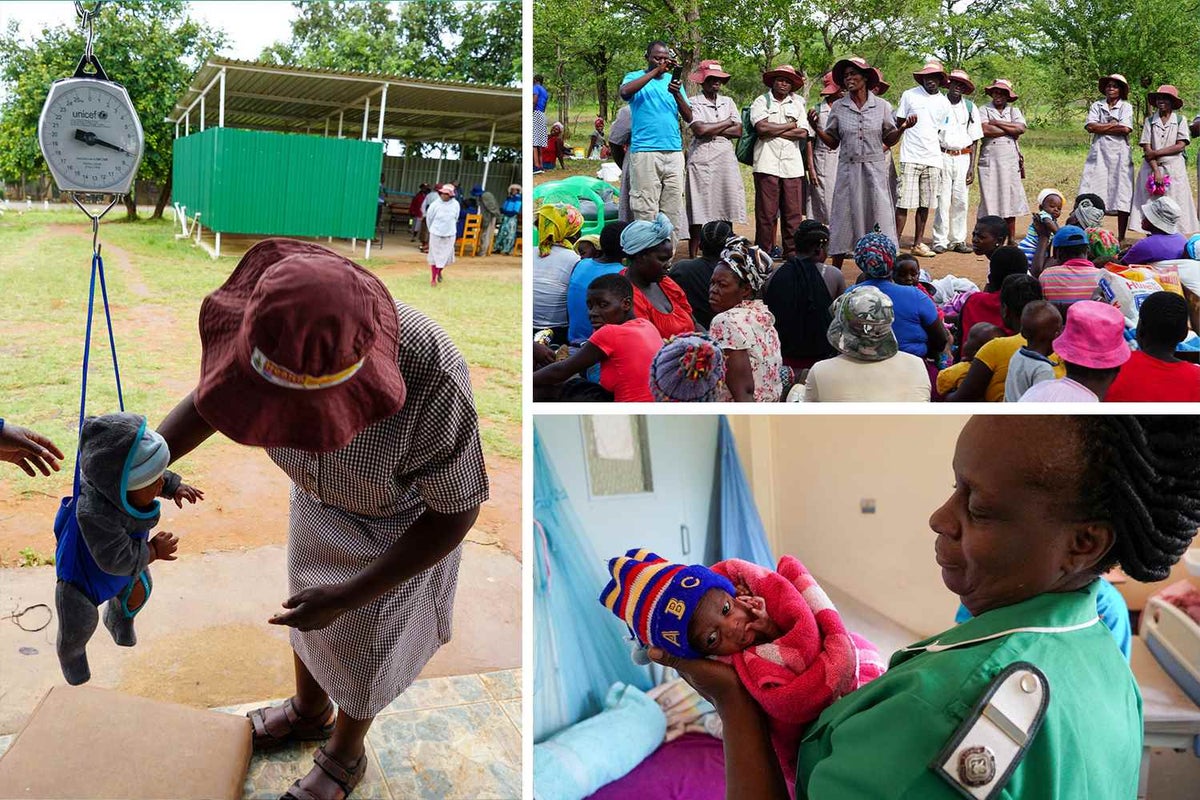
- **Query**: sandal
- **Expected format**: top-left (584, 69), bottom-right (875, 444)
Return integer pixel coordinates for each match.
top-left (279, 746), bottom-right (367, 800)
top-left (248, 698), bottom-right (336, 749)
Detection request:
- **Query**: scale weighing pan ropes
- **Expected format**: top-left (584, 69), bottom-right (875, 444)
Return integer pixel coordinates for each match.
top-left (37, 6), bottom-right (144, 195)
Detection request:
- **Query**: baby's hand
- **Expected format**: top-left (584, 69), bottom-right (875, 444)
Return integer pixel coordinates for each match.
top-left (149, 531), bottom-right (179, 562)
top-left (172, 482), bottom-right (205, 508)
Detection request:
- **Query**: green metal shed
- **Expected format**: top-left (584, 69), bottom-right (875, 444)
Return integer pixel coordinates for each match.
top-left (167, 58), bottom-right (521, 258)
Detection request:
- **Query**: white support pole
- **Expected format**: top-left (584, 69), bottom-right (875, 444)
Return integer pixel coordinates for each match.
top-left (215, 231), bottom-right (221, 258)
top-left (218, 67), bottom-right (226, 127)
top-left (481, 121), bottom-right (497, 187)
top-left (199, 95), bottom-right (205, 132)
top-left (324, 118), bottom-right (329, 137)
top-left (185, 109), bottom-right (190, 137)
top-left (435, 151), bottom-right (444, 183)
top-left (338, 111), bottom-right (343, 138)
top-left (361, 97), bottom-right (370, 141)
top-left (365, 238), bottom-right (372, 259)
top-left (399, 142), bottom-right (409, 191)
top-left (376, 83), bottom-right (388, 141)
top-left (174, 121), bottom-right (179, 139)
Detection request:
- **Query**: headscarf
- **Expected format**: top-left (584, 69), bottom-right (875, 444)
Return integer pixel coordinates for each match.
top-left (1074, 197), bottom-right (1105, 229)
top-left (649, 334), bottom-right (726, 402)
top-left (854, 231), bottom-right (897, 280)
top-left (620, 212), bottom-right (674, 256)
top-left (537, 203), bottom-right (584, 257)
top-left (1086, 227), bottom-right (1120, 262)
top-left (827, 286), bottom-right (898, 362)
top-left (718, 235), bottom-right (774, 293)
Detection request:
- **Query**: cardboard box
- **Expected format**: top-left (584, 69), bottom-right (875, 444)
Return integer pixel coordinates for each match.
top-left (0, 685), bottom-right (251, 799)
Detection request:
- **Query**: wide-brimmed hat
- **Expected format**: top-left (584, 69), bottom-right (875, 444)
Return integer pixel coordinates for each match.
top-left (1147, 84), bottom-right (1183, 110)
top-left (947, 69), bottom-right (975, 94)
top-left (436, 183), bottom-right (455, 196)
top-left (827, 286), bottom-right (898, 362)
top-left (831, 57), bottom-right (878, 91)
top-left (195, 239), bottom-right (405, 452)
top-left (690, 59), bottom-right (731, 85)
top-left (1143, 196), bottom-right (1182, 234)
top-left (912, 59), bottom-right (948, 86)
top-left (984, 79), bottom-right (1018, 101)
top-left (1052, 301), bottom-right (1130, 369)
top-left (819, 72), bottom-right (840, 96)
top-left (871, 67), bottom-right (890, 95)
top-left (762, 64), bottom-right (804, 90)
top-left (1098, 74), bottom-right (1129, 98)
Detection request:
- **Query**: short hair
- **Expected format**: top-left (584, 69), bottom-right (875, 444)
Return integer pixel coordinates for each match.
top-left (1074, 193), bottom-right (1106, 213)
top-left (1138, 291), bottom-right (1189, 346)
top-left (600, 220), bottom-right (631, 261)
top-left (1055, 243), bottom-right (1091, 260)
top-left (645, 40), bottom-right (671, 56)
top-left (1075, 416), bottom-right (1200, 581)
top-left (588, 272), bottom-right (634, 302)
top-left (976, 215), bottom-right (1010, 244)
top-left (700, 220), bottom-right (734, 258)
top-left (793, 220), bottom-right (830, 254)
top-left (534, 74), bottom-right (545, 83)
top-left (1000, 273), bottom-right (1043, 316)
top-left (988, 245), bottom-right (1028, 286)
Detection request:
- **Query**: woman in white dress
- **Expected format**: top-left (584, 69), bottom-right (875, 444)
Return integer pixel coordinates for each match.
top-left (977, 79), bottom-right (1030, 243)
top-left (424, 184), bottom-right (461, 286)
top-left (1129, 85), bottom-right (1200, 237)
top-left (1079, 74), bottom-right (1134, 242)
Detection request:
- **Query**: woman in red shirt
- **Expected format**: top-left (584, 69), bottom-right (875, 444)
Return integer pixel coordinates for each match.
top-left (620, 213), bottom-right (697, 338)
top-left (1106, 292), bottom-right (1200, 401)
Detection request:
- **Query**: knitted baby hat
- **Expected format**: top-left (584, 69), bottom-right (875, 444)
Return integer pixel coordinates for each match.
top-left (127, 428), bottom-right (169, 491)
top-left (649, 333), bottom-right (726, 402)
top-left (600, 549), bottom-right (736, 660)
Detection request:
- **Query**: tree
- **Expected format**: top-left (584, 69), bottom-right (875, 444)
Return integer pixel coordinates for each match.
top-left (0, 1), bottom-right (225, 218)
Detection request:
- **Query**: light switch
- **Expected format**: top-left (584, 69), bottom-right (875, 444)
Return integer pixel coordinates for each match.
top-left (860, 498), bottom-right (876, 514)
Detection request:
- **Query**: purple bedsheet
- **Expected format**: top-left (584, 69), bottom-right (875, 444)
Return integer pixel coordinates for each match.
top-left (586, 733), bottom-right (726, 800)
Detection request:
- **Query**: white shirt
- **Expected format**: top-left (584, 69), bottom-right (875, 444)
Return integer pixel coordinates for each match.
top-left (749, 92), bottom-right (814, 179)
top-left (424, 197), bottom-right (460, 237)
top-left (939, 97), bottom-right (984, 151)
top-left (896, 86), bottom-right (953, 167)
top-left (802, 352), bottom-right (931, 402)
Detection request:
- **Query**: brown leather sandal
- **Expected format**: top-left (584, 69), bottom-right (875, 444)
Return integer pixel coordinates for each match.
top-left (279, 746), bottom-right (367, 800)
top-left (247, 697), bottom-right (336, 749)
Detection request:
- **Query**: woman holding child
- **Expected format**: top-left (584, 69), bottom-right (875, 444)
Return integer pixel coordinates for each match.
top-left (654, 415), bottom-right (1200, 799)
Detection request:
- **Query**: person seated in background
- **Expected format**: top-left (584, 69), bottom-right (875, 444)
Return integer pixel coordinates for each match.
top-left (587, 117), bottom-right (607, 159)
top-left (566, 221), bottom-right (630, 347)
top-left (542, 122), bottom-right (568, 171)
top-left (970, 214), bottom-right (1010, 258)
top-left (668, 220), bottom-right (732, 329)
top-left (533, 204), bottom-right (584, 345)
top-left (956, 245), bottom-right (1029, 344)
top-left (947, 274), bottom-right (1059, 401)
top-left (766, 221), bottom-right (842, 374)
top-left (1031, 193), bottom-right (1107, 275)
top-left (650, 333), bottom-right (727, 402)
top-left (708, 237), bottom-right (784, 402)
top-left (621, 214), bottom-right (697, 338)
top-left (533, 274), bottom-right (663, 403)
top-left (936, 321), bottom-right (1002, 396)
top-left (1122, 196), bottom-right (1188, 264)
top-left (574, 235), bottom-right (601, 261)
top-left (1105, 291), bottom-right (1200, 402)
top-left (1020, 301), bottom-right (1130, 402)
top-left (1037, 226), bottom-right (1103, 309)
top-left (1004, 300), bottom-right (1063, 401)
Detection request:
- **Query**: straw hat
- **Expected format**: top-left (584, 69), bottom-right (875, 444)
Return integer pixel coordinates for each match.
top-left (984, 79), bottom-right (1018, 102)
top-left (947, 69), bottom-right (975, 95)
top-left (1098, 74), bottom-right (1129, 99)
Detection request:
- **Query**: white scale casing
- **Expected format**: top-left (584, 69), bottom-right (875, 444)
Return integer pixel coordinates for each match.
top-left (38, 76), bottom-right (144, 195)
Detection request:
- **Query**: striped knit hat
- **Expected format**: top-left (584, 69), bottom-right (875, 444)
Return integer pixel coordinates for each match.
top-left (599, 549), bottom-right (736, 660)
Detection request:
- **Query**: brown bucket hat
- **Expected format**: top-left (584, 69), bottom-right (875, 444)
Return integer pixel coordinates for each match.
top-left (762, 64), bottom-right (805, 90)
top-left (1099, 74), bottom-right (1129, 99)
top-left (819, 72), bottom-right (840, 96)
top-left (871, 67), bottom-right (891, 95)
top-left (947, 69), bottom-right (975, 94)
top-left (195, 238), bottom-right (405, 452)
top-left (984, 79), bottom-right (1019, 102)
top-left (689, 59), bottom-right (731, 85)
top-left (1148, 84), bottom-right (1183, 110)
top-left (832, 57), bottom-right (878, 91)
top-left (912, 59), bottom-right (948, 86)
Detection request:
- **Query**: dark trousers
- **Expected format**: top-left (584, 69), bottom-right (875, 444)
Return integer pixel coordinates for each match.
top-left (754, 173), bottom-right (804, 256)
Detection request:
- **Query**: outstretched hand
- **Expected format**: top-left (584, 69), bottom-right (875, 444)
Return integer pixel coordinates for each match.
top-left (269, 584), bottom-right (352, 631)
top-left (149, 531), bottom-right (179, 562)
top-left (172, 482), bottom-right (205, 507)
top-left (0, 423), bottom-right (64, 476)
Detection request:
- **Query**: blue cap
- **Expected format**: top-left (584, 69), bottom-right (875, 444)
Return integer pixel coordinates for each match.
top-left (1052, 225), bottom-right (1089, 248)
top-left (471, 185), bottom-right (483, 196)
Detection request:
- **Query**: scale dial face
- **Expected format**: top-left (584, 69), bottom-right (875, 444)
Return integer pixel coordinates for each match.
top-left (38, 77), bottom-right (144, 194)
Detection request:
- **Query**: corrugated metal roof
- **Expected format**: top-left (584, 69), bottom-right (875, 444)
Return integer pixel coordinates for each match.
top-left (169, 58), bottom-right (521, 147)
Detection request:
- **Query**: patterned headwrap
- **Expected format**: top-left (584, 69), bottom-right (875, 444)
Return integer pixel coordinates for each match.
top-left (1074, 198), bottom-right (1105, 229)
top-left (620, 212), bottom-right (674, 256)
top-left (853, 231), bottom-right (897, 279)
top-left (649, 333), bottom-right (725, 402)
top-left (599, 548), bottom-right (737, 660)
top-left (718, 236), bottom-right (774, 293)
top-left (537, 203), bottom-right (584, 257)
top-left (1086, 227), bottom-right (1120, 262)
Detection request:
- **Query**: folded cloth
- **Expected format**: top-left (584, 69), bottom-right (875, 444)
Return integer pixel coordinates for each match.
top-left (710, 556), bottom-right (887, 785)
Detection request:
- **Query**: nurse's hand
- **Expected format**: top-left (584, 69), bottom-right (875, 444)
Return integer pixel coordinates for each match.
top-left (648, 647), bottom-right (748, 711)
top-left (270, 584), bottom-right (351, 631)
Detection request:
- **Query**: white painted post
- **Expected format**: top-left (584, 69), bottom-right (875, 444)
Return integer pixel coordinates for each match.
top-left (174, 121), bottom-right (179, 139)
top-left (338, 111), bottom-right (343, 138)
top-left (362, 97), bottom-right (370, 141)
top-left (399, 142), bottom-right (409, 191)
top-left (324, 118), bottom-right (329, 137)
top-left (185, 109), bottom-right (190, 136)
top-left (218, 67), bottom-right (226, 127)
top-left (435, 151), bottom-right (444, 183)
top-left (481, 121), bottom-right (497, 187)
top-left (376, 83), bottom-right (388, 141)
top-left (215, 231), bottom-right (221, 258)
top-left (199, 95), bottom-right (205, 132)
top-left (365, 238), bottom-right (372, 259)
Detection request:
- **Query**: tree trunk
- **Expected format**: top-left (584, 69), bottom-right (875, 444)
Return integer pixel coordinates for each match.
top-left (151, 172), bottom-right (172, 219)
top-left (123, 183), bottom-right (139, 220)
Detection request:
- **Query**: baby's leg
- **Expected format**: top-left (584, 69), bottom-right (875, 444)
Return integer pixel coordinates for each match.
top-left (55, 580), bottom-right (98, 685)
top-left (104, 571), bottom-right (151, 647)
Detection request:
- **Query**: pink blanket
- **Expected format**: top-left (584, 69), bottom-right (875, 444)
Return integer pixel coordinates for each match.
top-left (711, 557), bottom-right (887, 785)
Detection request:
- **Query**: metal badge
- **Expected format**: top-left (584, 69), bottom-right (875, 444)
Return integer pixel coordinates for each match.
top-left (958, 745), bottom-right (997, 787)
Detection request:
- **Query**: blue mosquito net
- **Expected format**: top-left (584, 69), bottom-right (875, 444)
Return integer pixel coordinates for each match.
top-left (717, 417), bottom-right (774, 567)
top-left (533, 429), bottom-right (652, 743)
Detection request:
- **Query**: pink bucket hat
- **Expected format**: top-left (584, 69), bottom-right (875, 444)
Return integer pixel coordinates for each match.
top-left (1052, 301), bottom-right (1131, 369)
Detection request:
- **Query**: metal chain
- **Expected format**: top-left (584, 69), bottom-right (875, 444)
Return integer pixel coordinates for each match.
top-left (74, 1), bottom-right (105, 62)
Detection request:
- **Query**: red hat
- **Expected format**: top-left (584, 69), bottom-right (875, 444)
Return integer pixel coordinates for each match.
top-left (984, 79), bottom-right (1019, 102)
top-left (195, 239), bottom-right (405, 451)
top-left (912, 59), bottom-right (948, 86)
top-left (1148, 84), bottom-right (1183, 110)
top-left (831, 57), bottom-right (878, 91)
top-left (871, 67), bottom-right (891, 95)
top-left (689, 59), bottom-right (732, 85)
top-left (947, 69), bottom-right (975, 94)
top-left (819, 72), bottom-right (840, 96)
top-left (762, 64), bottom-right (805, 90)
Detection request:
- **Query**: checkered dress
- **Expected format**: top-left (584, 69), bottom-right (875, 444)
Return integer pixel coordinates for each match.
top-left (267, 301), bottom-right (490, 719)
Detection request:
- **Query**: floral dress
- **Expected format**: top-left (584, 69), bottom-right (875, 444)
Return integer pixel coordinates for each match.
top-left (710, 300), bottom-right (783, 402)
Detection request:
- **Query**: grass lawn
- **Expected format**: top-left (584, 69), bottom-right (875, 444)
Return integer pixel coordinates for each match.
top-left (0, 209), bottom-right (521, 501)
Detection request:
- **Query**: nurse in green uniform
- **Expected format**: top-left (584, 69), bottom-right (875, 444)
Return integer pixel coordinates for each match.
top-left (651, 415), bottom-right (1200, 799)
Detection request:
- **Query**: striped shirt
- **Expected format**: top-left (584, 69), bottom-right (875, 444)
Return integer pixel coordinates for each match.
top-left (1038, 259), bottom-right (1102, 304)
